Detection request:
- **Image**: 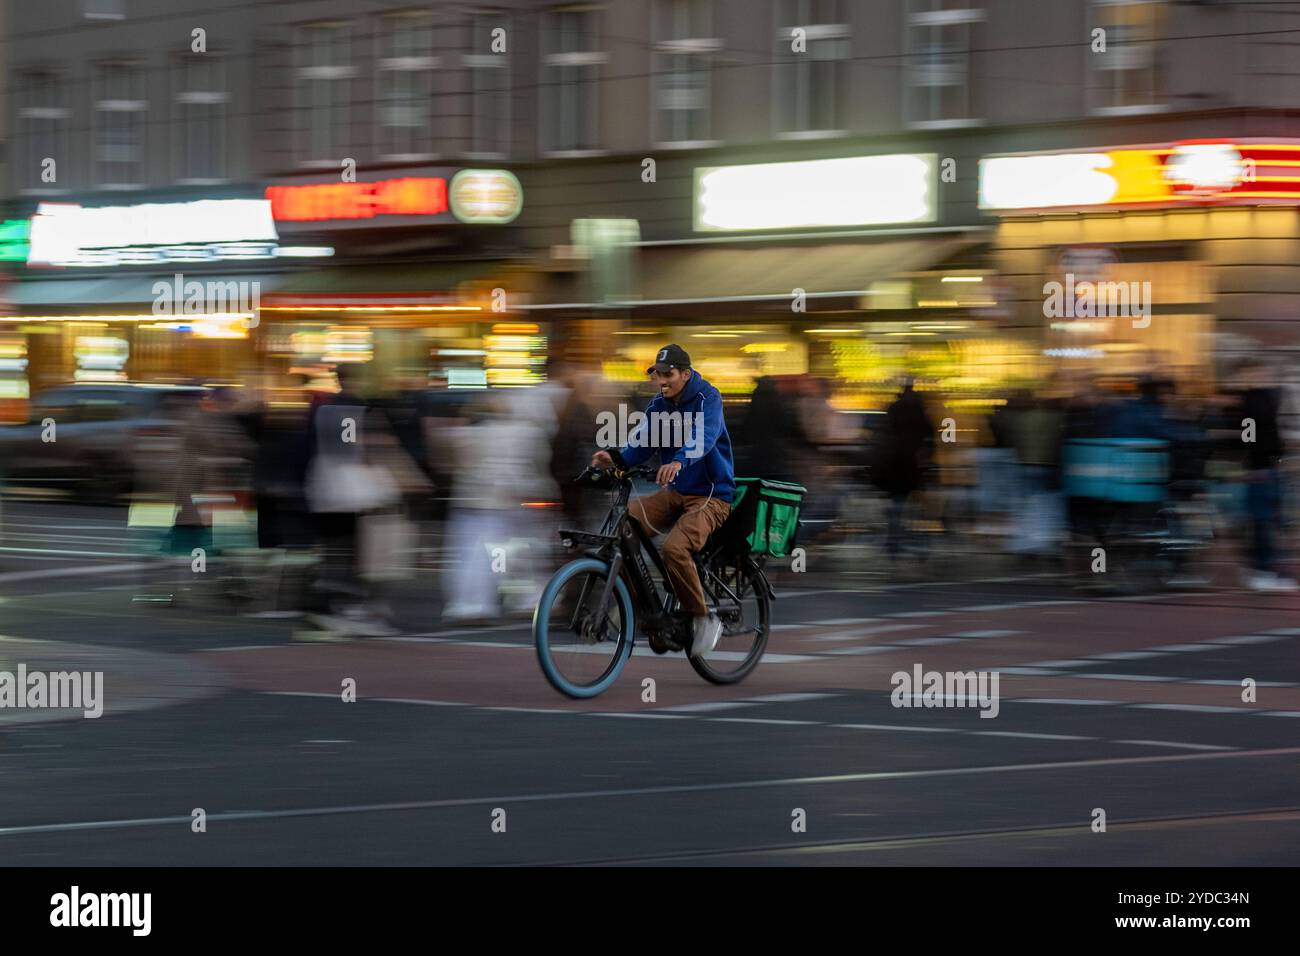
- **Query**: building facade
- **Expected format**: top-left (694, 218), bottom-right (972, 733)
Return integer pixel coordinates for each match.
top-left (3, 0), bottom-right (1299, 411)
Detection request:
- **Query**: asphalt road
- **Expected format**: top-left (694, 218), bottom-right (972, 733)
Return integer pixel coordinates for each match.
top-left (1, 499), bottom-right (1298, 866)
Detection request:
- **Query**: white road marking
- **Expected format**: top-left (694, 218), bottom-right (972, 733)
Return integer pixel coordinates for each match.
top-left (947, 630), bottom-right (1023, 639)
top-left (0, 562), bottom-right (147, 583)
top-left (1115, 739), bottom-right (1236, 752)
top-left (1209, 634), bottom-right (1289, 646)
top-left (1131, 704), bottom-right (1252, 714)
top-left (1089, 651), bottom-right (1167, 661)
top-left (813, 623), bottom-right (924, 642)
top-left (832, 723), bottom-right (959, 734)
top-left (712, 718), bottom-right (820, 726)
top-left (1074, 673), bottom-right (1179, 682)
top-left (6, 745), bottom-right (1296, 838)
top-left (806, 617), bottom-right (880, 626)
top-left (1028, 660), bottom-right (1095, 668)
top-left (973, 731), bottom-right (1093, 742)
top-left (1014, 698), bottom-right (1118, 706)
top-left (656, 701), bottom-right (756, 713)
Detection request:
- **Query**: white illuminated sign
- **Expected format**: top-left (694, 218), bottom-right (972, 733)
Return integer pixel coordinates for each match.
top-left (694, 155), bottom-right (936, 232)
top-left (979, 154), bottom-right (1119, 210)
top-left (1164, 143), bottom-right (1244, 193)
top-left (27, 199), bottom-right (279, 267)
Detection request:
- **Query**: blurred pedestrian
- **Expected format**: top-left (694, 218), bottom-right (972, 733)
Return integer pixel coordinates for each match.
top-left (302, 363), bottom-right (402, 636)
top-left (874, 378), bottom-right (935, 564)
top-left (1235, 360), bottom-right (1296, 590)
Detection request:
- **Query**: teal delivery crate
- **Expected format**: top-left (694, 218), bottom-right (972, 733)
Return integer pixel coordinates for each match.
top-left (1063, 439), bottom-right (1169, 503)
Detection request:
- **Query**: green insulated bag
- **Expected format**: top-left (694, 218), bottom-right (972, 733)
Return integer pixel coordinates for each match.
top-left (724, 478), bottom-right (807, 558)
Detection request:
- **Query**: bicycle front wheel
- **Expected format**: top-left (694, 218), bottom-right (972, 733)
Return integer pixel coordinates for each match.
top-left (534, 558), bottom-right (635, 698)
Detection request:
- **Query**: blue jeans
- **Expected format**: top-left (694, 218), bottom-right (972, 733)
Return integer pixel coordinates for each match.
top-left (1245, 468), bottom-right (1282, 573)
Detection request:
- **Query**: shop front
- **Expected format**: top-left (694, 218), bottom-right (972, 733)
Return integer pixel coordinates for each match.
top-left (0, 194), bottom-right (317, 418)
top-left (978, 139), bottom-right (1300, 388)
top-left (530, 151), bottom-right (1031, 411)
top-left (259, 168), bottom-right (536, 391)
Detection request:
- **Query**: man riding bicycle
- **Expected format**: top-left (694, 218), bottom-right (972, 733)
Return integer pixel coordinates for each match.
top-left (591, 344), bottom-right (735, 658)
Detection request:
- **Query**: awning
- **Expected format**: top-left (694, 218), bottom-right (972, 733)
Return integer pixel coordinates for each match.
top-left (630, 234), bottom-right (985, 306)
top-left (10, 273), bottom-right (282, 308)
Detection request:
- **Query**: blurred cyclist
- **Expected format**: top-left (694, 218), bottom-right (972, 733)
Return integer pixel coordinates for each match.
top-left (591, 344), bottom-right (735, 658)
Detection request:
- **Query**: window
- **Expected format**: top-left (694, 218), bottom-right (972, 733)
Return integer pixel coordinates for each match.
top-left (773, 0), bottom-right (849, 136)
top-left (296, 22), bottom-right (354, 164)
top-left (17, 70), bottom-right (67, 194)
top-left (94, 62), bottom-right (146, 189)
top-left (652, 0), bottom-right (717, 146)
top-left (541, 6), bottom-right (605, 153)
top-left (1090, 0), bottom-right (1164, 114)
top-left (174, 55), bottom-right (228, 183)
top-left (467, 10), bottom-right (511, 157)
top-left (377, 11), bottom-right (437, 160)
top-left (905, 0), bottom-right (983, 126)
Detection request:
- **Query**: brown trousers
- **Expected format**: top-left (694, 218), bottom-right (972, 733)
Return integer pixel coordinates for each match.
top-left (628, 489), bottom-right (731, 616)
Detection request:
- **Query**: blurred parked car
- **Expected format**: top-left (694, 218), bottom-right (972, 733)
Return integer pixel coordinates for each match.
top-left (0, 383), bottom-right (207, 504)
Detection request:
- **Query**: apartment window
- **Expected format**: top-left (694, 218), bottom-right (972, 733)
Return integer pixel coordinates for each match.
top-left (1090, 0), bottom-right (1164, 114)
top-left (296, 22), bottom-right (354, 164)
top-left (773, 0), bottom-right (849, 136)
top-left (17, 70), bottom-right (67, 193)
top-left (905, 0), bottom-right (983, 126)
top-left (541, 6), bottom-right (605, 153)
top-left (468, 10), bottom-right (511, 157)
top-left (94, 62), bottom-right (146, 188)
top-left (83, 0), bottom-right (125, 20)
top-left (377, 11), bottom-right (437, 160)
top-left (175, 55), bottom-right (228, 183)
top-left (652, 0), bottom-right (717, 146)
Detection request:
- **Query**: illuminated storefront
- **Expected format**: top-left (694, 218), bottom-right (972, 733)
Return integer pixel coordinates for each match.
top-left (534, 151), bottom-right (1024, 410)
top-left (257, 168), bottom-right (532, 390)
top-left (979, 138), bottom-right (1300, 384)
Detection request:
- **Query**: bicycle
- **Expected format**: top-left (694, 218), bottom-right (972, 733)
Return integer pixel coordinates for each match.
top-left (533, 461), bottom-right (775, 698)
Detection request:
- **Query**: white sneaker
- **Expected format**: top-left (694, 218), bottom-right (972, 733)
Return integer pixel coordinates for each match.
top-left (1260, 573), bottom-right (1299, 593)
top-left (341, 606), bottom-right (400, 637)
top-left (1243, 571), bottom-right (1271, 591)
top-left (691, 614), bottom-right (722, 659)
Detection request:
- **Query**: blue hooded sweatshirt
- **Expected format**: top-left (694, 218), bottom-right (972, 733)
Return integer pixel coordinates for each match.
top-left (619, 371), bottom-right (735, 502)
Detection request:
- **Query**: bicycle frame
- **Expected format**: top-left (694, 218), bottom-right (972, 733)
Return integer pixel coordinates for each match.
top-left (558, 470), bottom-right (776, 645)
top-left (559, 474), bottom-right (678, 639)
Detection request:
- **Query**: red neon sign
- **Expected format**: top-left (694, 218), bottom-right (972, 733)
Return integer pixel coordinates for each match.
top-left (267, 177), bottom-right (449, 221)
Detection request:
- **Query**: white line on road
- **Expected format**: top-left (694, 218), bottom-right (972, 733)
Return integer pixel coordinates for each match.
top-left (1115, 739), bottom-right (1236, 752)
top-left (655, 701), bottom-right (757, 713)
top-left (1013, 698), bottom-right (1118, 706)
top-left (0, 562), bottom-right (147, 583)
top-left (973, 731), bottom-right (1094, 742)
top-left (813, 623), bottom-right (924, 642)
top-left (1131, 704), bottom-right (1253, 714)
top-left (742, 692), bottom-right (838, 704)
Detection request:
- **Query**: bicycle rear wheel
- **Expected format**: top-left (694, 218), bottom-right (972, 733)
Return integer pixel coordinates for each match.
top-left (534, 557), bottom-right (635, 698)
top-left (690, 555), bottom-right (770, 685)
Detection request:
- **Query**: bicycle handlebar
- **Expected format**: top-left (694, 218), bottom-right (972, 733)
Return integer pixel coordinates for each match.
top-left (574, 464), bottom-right (657, 485)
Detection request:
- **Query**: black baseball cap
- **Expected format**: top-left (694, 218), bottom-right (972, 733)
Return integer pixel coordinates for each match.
top-left (647, 343), bottom-right (691, 374)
